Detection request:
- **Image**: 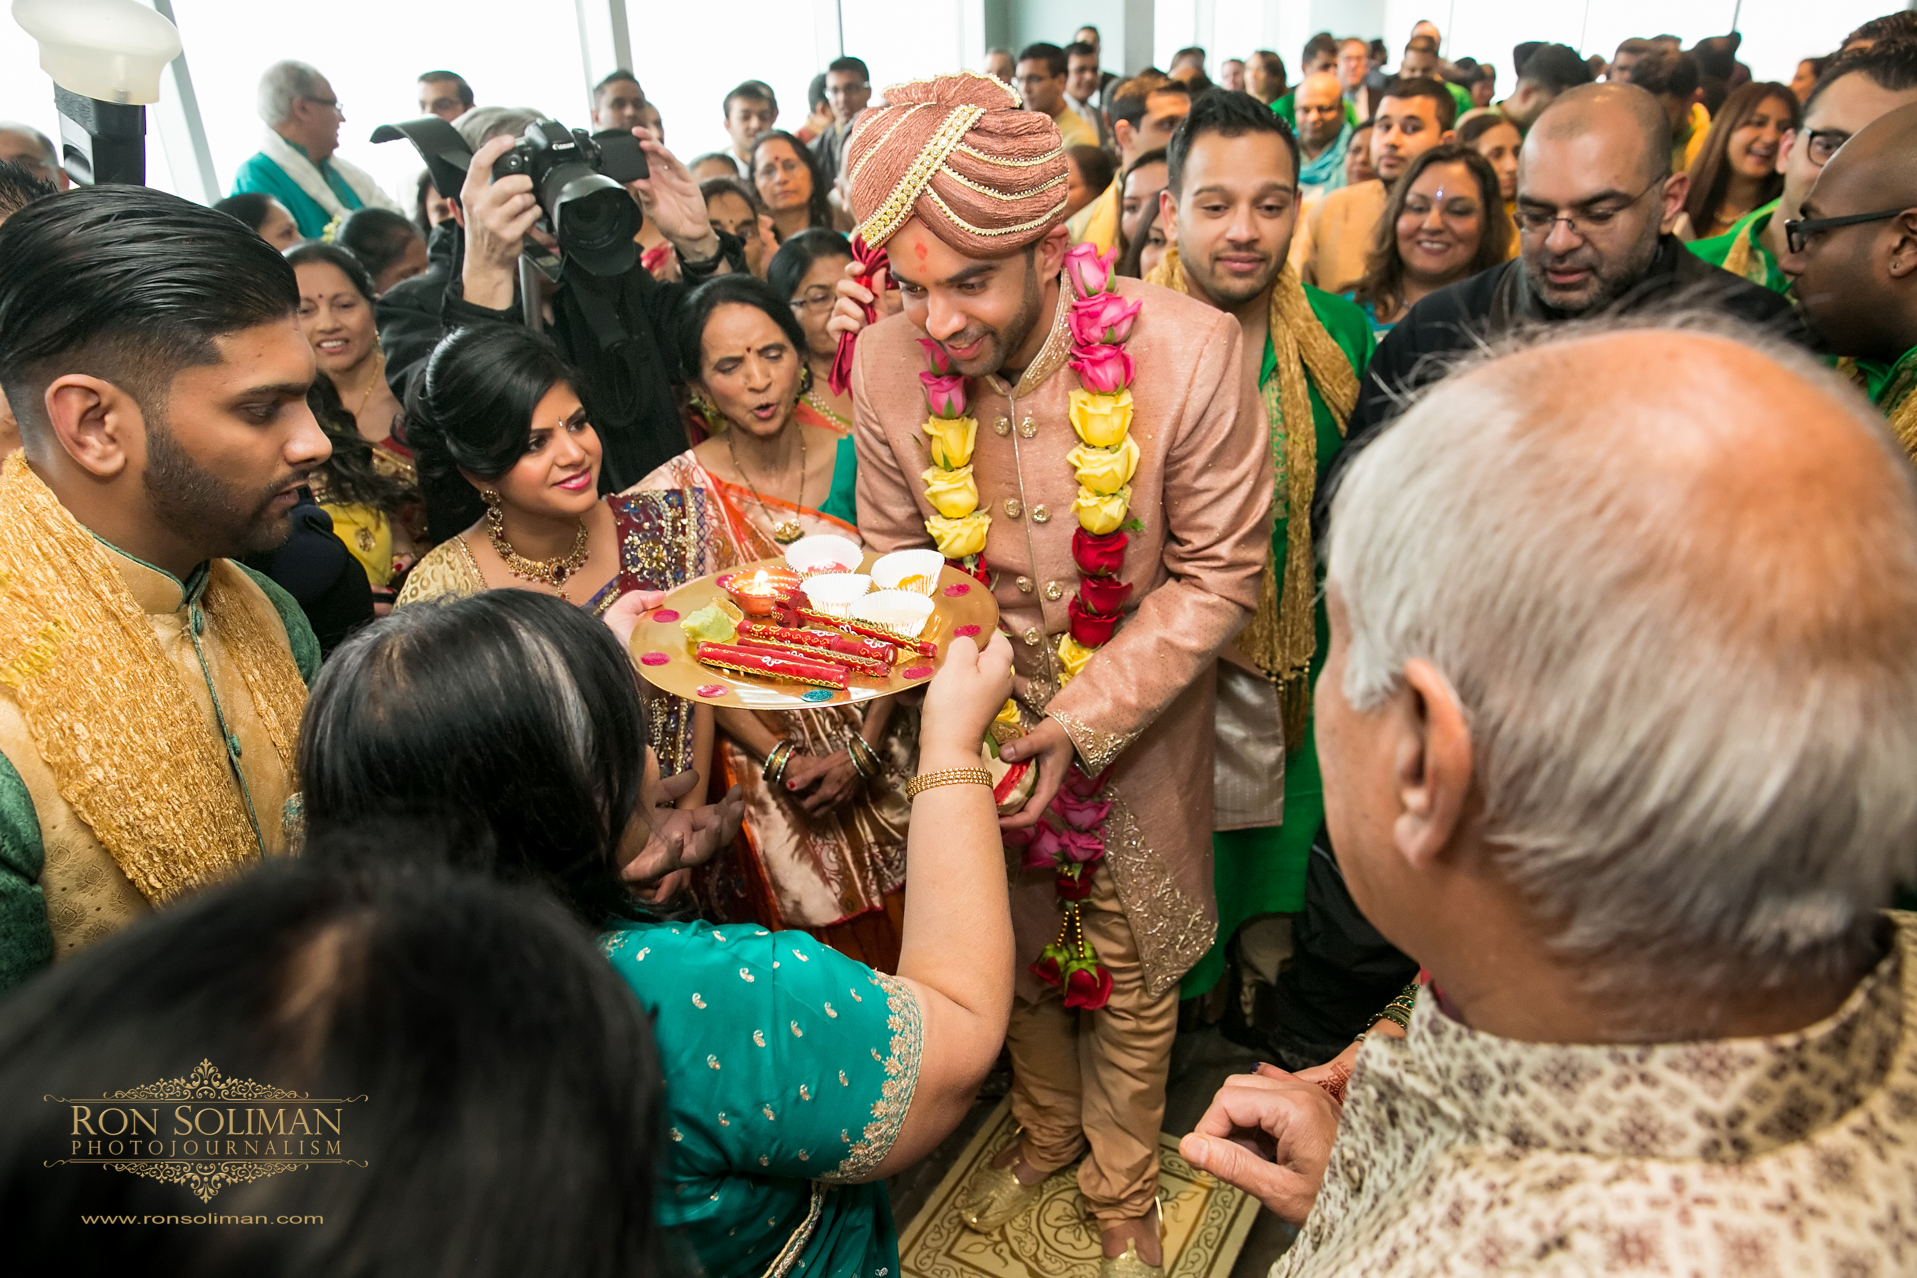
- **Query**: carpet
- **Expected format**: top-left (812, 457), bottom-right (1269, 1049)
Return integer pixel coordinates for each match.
top-left (899, 1099), bottom-right (1260, 1278)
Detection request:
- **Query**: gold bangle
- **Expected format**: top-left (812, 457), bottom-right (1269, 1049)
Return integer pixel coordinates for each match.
top-left (905, 767), bottom-right (993, 799)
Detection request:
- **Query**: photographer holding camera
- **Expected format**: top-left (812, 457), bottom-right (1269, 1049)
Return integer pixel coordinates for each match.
top-left (379, 108), bottom-right (743, 517)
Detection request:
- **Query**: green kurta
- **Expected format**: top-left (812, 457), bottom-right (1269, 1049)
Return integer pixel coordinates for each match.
top-left (1858, 345), bottom-right (1917, 413)
top-left (1687, 198), bottom-right (1788, 294)
top-left (1184, 285), bottom-right (1372, 997)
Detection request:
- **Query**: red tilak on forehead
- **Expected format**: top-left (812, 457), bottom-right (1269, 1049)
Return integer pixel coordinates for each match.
top-left (914, 240), bottom-right (929, 262)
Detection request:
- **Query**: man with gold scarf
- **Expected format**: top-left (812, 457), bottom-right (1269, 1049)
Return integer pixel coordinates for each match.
top-left (1144, 92), bottom-right (1373, 1010)
top-left (0, 188), bottom-right (326, 990)
top-left (835, 72), bottom-right (1270, 1274)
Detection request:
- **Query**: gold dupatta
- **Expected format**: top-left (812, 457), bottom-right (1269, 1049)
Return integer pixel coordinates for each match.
top-left (0, 454), bottom-right (308, 903)
top-left (1147, 248), bottom-right (1360, 737)
top-left (1883, 365), bottom-right (1917, 463)
top-left (1720, 222), bottom-right (1766, 288)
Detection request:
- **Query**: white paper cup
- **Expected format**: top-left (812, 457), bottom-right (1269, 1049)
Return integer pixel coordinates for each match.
top-left (784, 534), bottom-right (863, 577)
top-left (851, 590), bottom-right (937, 638)
top-left (869, 549), bottom-right (945, 596)
top-left (803, 573), bottom-right (872, 618)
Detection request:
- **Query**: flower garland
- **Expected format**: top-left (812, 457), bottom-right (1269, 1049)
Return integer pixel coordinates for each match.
top-left (1055, 242), bottom-right (1142, 684)
top-left (916, 342), bottom-right (990, 582)
top-left (915, 242), bottom-right (1144, 1012)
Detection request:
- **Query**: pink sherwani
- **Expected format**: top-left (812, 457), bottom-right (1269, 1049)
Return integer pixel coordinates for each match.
top-left (851, 273), bottom-right (1270, 1214)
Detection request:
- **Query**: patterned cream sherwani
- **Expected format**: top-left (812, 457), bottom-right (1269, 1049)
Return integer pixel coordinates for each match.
top-left (852, 273), bottom-right (1271, 1215)
top-left (1277, 912), bottom-right (1917, 1277)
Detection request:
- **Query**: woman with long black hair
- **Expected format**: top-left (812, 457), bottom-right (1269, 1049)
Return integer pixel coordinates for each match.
top-left (396, 322), bottom-right (716, 788)
top-left (298, 589), bottom-right (1018, 1278)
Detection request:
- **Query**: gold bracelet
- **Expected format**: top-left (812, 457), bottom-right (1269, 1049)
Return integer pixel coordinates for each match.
top-left (905, 767), bottom-right (993, 799)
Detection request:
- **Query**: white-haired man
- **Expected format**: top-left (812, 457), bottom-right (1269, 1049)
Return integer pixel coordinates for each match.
top-left (1181, 320), bottom-right (1917, 1274)
top-left (231, 60), bottom-right (399, 240)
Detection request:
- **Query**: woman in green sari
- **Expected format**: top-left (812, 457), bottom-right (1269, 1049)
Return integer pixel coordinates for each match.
top-left (297, 590), bottom-right (1016, 1277)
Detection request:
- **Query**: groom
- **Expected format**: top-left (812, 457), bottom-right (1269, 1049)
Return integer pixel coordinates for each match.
top-left (840, 72), bottom-right (1269, 1274)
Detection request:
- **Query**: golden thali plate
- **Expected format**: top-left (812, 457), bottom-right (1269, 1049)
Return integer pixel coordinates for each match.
top-left (630, 554), bottom-right (999, 709)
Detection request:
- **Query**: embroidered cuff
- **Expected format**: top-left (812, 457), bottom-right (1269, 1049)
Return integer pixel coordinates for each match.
top-left (1048, 708), bottom-right (1140, 774)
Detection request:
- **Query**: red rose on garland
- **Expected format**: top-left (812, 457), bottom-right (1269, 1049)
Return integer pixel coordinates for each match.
top-left (1072, 527), bottom-right (1129, 577)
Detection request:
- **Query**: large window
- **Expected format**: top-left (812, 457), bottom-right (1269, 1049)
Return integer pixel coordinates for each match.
top-left (0, 0), bottom-right (991, 207)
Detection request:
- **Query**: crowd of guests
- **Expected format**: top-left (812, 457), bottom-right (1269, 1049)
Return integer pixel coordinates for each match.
top-left (0, 7), bottom-right (1914, 1275)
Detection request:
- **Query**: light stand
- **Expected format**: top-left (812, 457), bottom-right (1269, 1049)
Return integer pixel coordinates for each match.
top-left (12, 0), bottom-right (182, 187)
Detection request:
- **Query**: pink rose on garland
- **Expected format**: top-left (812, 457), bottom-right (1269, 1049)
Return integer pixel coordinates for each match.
top-left (1062, 766), bottom-right (1107, 800)
top-left (1052, 790), bottom-right (1112, 832)
top-left (1020, 822), bottom-right (1066, 870)
top-left (1064, 242), bottom-right (1119, 297)
top-left (1069, 292), bottom-right (1143, 348)
top-left (919, 370), bottom-right (969, 419)
top-left (1063, 963), bottom-right (1114, 1010)
top-left (917, 337), bottom-right (957, 375)
top-left (1057, 828), bottom-right (1106, 865)
top-left (1069, 344), bottom-right (1135, 394)
top-left (1072, 528), bottom-right (1129, 577)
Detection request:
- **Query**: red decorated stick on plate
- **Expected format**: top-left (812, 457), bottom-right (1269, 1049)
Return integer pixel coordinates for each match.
top-left (694, 642), bottom-right (851, 689)
top-left (732, 635), bottom-right (893, 680)
top-left (792, 607), bottom-right (939, 658)
top-left (735, 620), bottom-right (897, 665)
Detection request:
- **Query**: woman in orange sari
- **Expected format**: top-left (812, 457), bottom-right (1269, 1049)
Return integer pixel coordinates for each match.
top-left (628, 274), bottom-right (910, 969)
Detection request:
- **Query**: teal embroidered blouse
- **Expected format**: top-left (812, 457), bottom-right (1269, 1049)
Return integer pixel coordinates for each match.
top-left (600, 919), bottom-right (921, 1277)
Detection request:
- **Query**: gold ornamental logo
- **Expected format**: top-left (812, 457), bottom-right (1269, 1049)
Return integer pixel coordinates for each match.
top-left (44, 1059), bottom-right (366, 1201)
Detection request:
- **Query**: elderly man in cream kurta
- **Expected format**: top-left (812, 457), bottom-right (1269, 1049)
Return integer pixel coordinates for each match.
top-left (835, 72), bottom-right (1269, 1274)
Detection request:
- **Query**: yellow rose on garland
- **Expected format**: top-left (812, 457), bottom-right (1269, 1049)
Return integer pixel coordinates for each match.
top-left (1073, 484), bottom-right (1132, 535)
top-left (925, 511), bottom-right (991, 558)
top-left (1068, 435), bottom-right (1140, 496)
top-left (922, 415), bottom-right (978, 469)
top-left (921, 464), bottom-right (980, 519)
top-left (1068, 387), bottom-right (1133, 448)
top-left (1056, 633), bottom-right (1098, 678)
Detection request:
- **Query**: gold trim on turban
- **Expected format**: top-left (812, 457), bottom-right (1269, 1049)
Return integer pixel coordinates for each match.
top-left (846, 72), bottom-right (1070, 255)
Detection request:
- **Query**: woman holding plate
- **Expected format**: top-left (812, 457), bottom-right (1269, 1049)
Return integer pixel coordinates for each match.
top-left (628, 274), bottom-right (912, 969)
top-left (394, 323), bottom-right (715, 826)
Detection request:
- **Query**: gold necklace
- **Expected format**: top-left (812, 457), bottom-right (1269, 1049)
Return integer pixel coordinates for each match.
top-left (725, 426), bottom-right (807, 544)
top-left (483, 494), bottom-right (591, 600)
top-left (802, 386), bottom-right (852, 430)
top-left (348, 349), bottom-right (386, 419)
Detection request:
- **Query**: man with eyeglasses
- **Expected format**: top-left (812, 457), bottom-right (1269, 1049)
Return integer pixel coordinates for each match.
top-left (1783, 100), bottom-right (1917, 458)
top-left (1691, 40), bottom-right (1917, 294)
top-left (809, 56), bottom-right (871, 186)
top-left (1341, 82), bottom-right (1797, 444)
top-left (232, 61), bottom-right (401, 240)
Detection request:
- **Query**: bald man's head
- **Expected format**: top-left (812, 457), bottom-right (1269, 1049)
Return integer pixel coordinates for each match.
top-left (1514, 84), bottom-right (1688, 313)
top-left (1784, 100), bottom-right (1917, 361)
top-left (1526, 83), bottom-right (1671, 185)
top-left (1325, 319), bottom-right (1917, 997)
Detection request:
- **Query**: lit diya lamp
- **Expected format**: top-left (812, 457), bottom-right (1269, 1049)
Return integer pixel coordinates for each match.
top-left (715, 565), bottom-right (802, 616)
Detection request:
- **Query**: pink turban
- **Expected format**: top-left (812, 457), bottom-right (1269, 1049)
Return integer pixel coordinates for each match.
top-left (844, 72), bottom-right (1070, 255)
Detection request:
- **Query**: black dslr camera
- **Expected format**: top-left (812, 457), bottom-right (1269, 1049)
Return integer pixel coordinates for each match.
top-left (373, 115), bottom-right (650, 276)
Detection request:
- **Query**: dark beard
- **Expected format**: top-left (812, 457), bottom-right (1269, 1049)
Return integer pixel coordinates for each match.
top-left (143, 417), bottom-right (299, 559)
top-left (953, 253), bottom-right (1045, 380)
top-left (1528, 219), bottom-right (1665, 317)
